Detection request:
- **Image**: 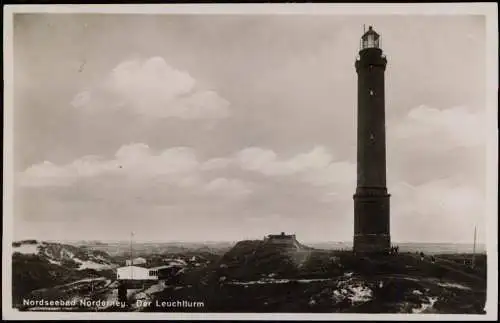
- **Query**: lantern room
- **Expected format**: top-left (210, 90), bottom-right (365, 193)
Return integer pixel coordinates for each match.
top-left (360, 26), bottom-right (381, 50)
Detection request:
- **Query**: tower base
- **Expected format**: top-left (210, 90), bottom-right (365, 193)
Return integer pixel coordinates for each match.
top-left (353, 234), bottom-right (391, 254)
top-left (353, 188), bottom-right (391, 254)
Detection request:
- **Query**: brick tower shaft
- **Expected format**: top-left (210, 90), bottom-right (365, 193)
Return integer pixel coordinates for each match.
top-left (353, 26), bottom-right (391, 254)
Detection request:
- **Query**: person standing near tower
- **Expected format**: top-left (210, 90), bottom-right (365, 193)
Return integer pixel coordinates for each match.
top-left (353, 26), bottom-right (391, 254)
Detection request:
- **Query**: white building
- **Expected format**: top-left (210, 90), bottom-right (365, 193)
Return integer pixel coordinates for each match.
top-left (116, 265), bottom-right (158, 281)
top-left (125, 257), bottom-right (147, 266)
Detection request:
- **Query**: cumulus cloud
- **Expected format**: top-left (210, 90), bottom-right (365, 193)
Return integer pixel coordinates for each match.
top-left (200, 158), bottom-right (233, 171)
top-left (196, 146), bottom-right (357, 199)
top-left (17, 143), bottom-right (486, 243)
top-left (390, 105), bottom-right (487, 152)
top-left (20, 161), bottom-right (75, 187)
top-left (387, 105), bottom-right (487, 243)
top-left (234, 145), bottom-right (355, 187)
top-left (71, 57), bottom-right (230, 120)
top-left (18, 144), bottom-right (358, 212)
top-left (204, 178), bottom-right (253, 198)
top-left (18, 144), bottom-right (246, 197)
top-left (236, 147), bottom-right (286, 175)
top-left (390, 178), bottom-right (485, 243)
top-left (19, 155), bottom-right (121, 188)
top-left (20, 144), bottom-right (355, 190)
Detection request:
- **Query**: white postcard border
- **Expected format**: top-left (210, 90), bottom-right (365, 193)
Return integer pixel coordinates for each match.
top-left (2, 3), bottom-right (498, 321)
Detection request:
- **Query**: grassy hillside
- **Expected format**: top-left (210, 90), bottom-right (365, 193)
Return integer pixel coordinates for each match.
top-left (12, 253), bottom-right (103, 304)
top-left (11, 241), bottom-right (117, 305)
top-left (148, 241), bottom-right (487, 313)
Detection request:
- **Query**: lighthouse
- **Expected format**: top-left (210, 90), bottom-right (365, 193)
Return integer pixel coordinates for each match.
top-left (353, 26), bottom-right (391, 254)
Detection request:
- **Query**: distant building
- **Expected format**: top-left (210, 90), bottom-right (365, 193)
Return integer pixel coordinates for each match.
top-left (116, 265), bottom-right (157, 281)
top-left (265, 232), bottom-right (296, 241)
top-left (264, 232), bottom-right (302, 249)
top-left (149, 265), bottom-right (183, 280)
top-left (162, 258), bottom-right (187, 266)
top-left (125, 257), bottom-right (147, 266)
top-left (116, 263), bottom-right (184, 282)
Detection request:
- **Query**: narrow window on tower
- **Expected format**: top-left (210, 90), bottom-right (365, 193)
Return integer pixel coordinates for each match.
top-left (369, 89), bottom-right (375, 96)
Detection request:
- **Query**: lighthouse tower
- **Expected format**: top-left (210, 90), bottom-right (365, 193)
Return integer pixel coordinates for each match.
top-left (353, 26), bottom-right (391, 254)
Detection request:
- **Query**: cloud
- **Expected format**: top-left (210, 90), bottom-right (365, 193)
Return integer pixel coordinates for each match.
top-left (390, 178), bottom-right (485, 243)
top-left (387, 104), bottom-right (488, 242)
top-left (20, 161), bottom-right (75, 187)
top-left (386, 105), bottom-right (487, 243)
top-left (235, 146), bottom-right (333, 175)
top-left (236, 147), bottom-right (286, 175)
top-left (19, 144), bottom-right (355, 194)
top-left (18, 144), bottom-right (357, 215)
top-left (71, 57), bottom-right (230, 120)
top-left (19, 144), bottom-right (227, 193)
top-left (204, 178), bottom-right (252, 198)
top-left (390, 105), bottom-right (487, 152)
top-left (19, 155), bottom-right (122, 188)
top-left (234, 145), bottom-right (355, 188)
top-left (17, 143), bottom-right (485, 243)
top-left (200, 158), bottom-right (233, 171)
top-left (286, 146), bottom-right (333, 171)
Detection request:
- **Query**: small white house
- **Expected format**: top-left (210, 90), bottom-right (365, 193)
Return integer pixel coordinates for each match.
top-left (125, 257), bottom-right (147, 266)
top-left (116, 265), bottom-right (158, 281)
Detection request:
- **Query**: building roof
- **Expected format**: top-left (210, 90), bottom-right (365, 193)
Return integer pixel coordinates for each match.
top-left (149, 265), bottom-right (178, 271)
top-left (126, 257), bottom-right (146, 263)
top-left (267, 232), bottom-right (296, 239)
top-left (116, 265), bottom-right (148, 270)
top-left (362, 25), bottom-right (380, 39)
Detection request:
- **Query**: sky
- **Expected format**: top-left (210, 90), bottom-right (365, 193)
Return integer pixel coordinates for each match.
top-left (12, 13), bottom-right (489, 243)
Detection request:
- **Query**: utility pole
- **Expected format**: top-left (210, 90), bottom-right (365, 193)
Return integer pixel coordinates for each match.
top-left (130, 231), bottom-right (134, 280)
top-left (472, 226), bottom-right (477, 268)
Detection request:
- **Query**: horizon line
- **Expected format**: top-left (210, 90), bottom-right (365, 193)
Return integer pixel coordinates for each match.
top-left (12, 238), bottom-right (487, 245)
